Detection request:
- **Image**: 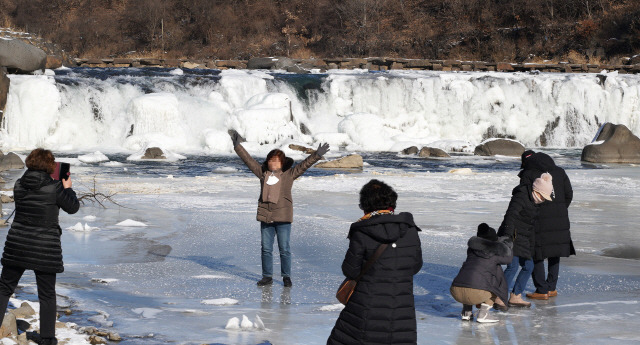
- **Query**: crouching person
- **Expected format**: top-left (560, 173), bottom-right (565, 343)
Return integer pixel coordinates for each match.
top-left (450, 223), bottom-right (513, 323)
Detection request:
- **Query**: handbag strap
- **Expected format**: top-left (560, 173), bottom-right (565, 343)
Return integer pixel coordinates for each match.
top-left (354, 243), bottom-right (389, 282)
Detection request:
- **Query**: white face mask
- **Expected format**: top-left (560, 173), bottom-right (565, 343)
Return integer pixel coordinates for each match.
top-left (266, 173), bottom-right (279, 185)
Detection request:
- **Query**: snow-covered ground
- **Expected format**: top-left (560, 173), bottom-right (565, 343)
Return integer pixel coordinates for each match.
top-left (3, 160), bottom-right (638, 344)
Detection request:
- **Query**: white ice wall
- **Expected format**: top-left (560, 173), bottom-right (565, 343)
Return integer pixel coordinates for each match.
top-left (2, 69), bottom-right (639, 153)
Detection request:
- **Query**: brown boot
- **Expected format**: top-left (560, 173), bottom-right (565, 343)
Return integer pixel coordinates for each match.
top-left (493, 297), bottom-right (508, 311)
top-left (526, 292), bottom-right (549, 300)
top-left (548, 290), bottom-right (558, 297)
top-left (508, 293), bottom-right (531, 307)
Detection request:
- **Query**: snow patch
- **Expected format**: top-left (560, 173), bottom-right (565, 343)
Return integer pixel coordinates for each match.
top-left (66, 222), bottom-right (99, 232)
top-left (213, 166), bottom-right (238, 173)
top-left (78, 151), bottom-right (109, 163)
top-left (132, 308), bottom-right (163, 318)
top-left (100, 161), bottom-right (124, 167)
top-left (115, 219), bottom-right (148, 227)
top-left (91, 278), bottom-right (118, 284)
top-left (192, 275), bottom-right (230, 279)
top-left (202, 298), bottom-right (239, 306)
top-left (88, 311), bottom-right (113, 327)
top-left (317, 304), bottom-right (345, 312)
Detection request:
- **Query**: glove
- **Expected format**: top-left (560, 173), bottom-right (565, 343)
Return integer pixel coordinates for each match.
top-left (315, 143), bottom-right (330, 157)
top-left (229, 130), bottom-right (241, 147)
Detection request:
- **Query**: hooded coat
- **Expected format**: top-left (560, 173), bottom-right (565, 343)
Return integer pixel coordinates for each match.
top-left (1, 170), bottom-right (80, 273)
top-left (327, 213), bottom-right (423, 345)
top-left (497, 183), bottom-right (538, 259)
top-left (451, 236), bottom-right (513, 305)
top-left (519, 152), bottom-right (575, 259)
top-left (234, 144), bottom-right (321, 223)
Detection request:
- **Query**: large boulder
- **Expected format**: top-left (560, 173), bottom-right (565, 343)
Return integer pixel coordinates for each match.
top-left (315, 154), bottom-right (363, 169)
top-left (0, 68), bottom-right (9, 114)
top-left (0, 39), bottom-right (47, 73)
top-left (142, 147), bottom-right (166, 159)
top-left (581, 123), bottom-right (640, 163)
top-left (247, 57), bottom-right (294, 70)
top-left (10, 302), bottom-right (35, 319)
top-left (401, 146), bottom-right (419, 155)
top-left (0, 152), bottom-right (24, 171)
top-left (474, 139), bottom-right (525, 157)
top-left (418, 147), bottom-right (450, 158)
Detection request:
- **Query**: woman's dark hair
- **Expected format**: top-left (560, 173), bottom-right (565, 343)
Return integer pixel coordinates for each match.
top-left (359, 179), bottom-right (397, 213)
top-left (266, 149), bottom-right (286, 164)
top-left (25, 148), bottom-right (56, 174)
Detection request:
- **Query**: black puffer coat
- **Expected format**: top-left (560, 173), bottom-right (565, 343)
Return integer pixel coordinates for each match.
top-left (327, 213), bottom-right (423, 345)
top-left (497, 184), bottom-right (538, 259)
top-left (451, 236), bottom-right (513, 304)
top-left (2, 170), bottom-right (80, 273)
top-left (519, 153), bottom-right (575, 259)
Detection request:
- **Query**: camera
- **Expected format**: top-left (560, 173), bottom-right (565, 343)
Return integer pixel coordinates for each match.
top-left (50, 162), bottom-right (71, 181)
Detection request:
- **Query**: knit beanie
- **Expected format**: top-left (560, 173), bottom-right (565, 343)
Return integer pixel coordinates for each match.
top-left (533, 172), bottom-right (554, 201)
top-left (477, 223), bottom-right (498, 241)
top-left (520, 150), bottom-right (535, 169)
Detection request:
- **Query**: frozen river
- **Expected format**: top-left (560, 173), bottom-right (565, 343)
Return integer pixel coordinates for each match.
top-left (3, 151), bottom-right (639, 344)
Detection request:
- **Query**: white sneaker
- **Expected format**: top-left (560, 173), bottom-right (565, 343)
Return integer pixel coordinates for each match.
top-left (476, 303), bottom-right (499, 323)
top-left (461, 304), bottom-right (473, 321)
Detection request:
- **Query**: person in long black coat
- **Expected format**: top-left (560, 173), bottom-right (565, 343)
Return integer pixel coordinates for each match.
top-left (328, 180), bottom-right (422, 345)
top-left (0, 149), bottom-right (80, 345)
top-left (519, 152), bottom-right (575, 299)
top-left (450, 223), bottom-right (513, 323)
top-left (496, 181), bottom-right (539, 307)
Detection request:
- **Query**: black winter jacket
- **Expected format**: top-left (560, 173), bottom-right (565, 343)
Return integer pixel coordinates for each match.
top-left (497, 183), bottom-right (538, 260)
top-left (327, 213), bottom-right (423, 345)
top-left (2, 169), bottom-right (80, 273)
top-left (519, 152), bottom-right (575, 259)
top-left (451, 236), bottom-right (513, 305)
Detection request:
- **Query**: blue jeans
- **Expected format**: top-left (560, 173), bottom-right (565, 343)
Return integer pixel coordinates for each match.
top-left (503, 256), bottom-right (533, 295)
top-left (260, 222), bottom-right (292, 278)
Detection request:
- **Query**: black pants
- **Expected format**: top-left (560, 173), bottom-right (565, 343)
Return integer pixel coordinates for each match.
top-left (532, 257), bottom-right (560, 294)
top-left (0, 265), bottom-right (57, 338)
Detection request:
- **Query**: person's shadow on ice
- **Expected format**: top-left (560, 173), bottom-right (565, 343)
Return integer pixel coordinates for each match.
top-left (168, 255), bottom-right (263, 282)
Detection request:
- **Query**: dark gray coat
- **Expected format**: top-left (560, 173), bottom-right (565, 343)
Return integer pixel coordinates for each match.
top-left (451, 236), bottom-right (513, 304)
top-left (519, 152), bottom-right (575, 259)
top-left (497, 183), bottom-right (538, 259)
top-left (328, 213), bottom-right (423, 345)
top-left (2, 170), bottom-right (80, 273)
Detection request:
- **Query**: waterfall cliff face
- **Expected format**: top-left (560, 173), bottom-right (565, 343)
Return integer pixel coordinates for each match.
top-left (2, 68), bottom-right (639, 152)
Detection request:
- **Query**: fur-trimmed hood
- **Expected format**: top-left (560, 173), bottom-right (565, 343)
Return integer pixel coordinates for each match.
top-left (468, 236), bottom-right (512, 257)
top-left (261, 156), bottom-right (294, 173)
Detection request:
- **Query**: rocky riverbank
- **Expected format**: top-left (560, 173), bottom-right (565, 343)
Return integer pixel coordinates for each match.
top-left (71, 56), bottom-right (640, 74)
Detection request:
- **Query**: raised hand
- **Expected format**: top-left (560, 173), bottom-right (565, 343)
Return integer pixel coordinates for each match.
top-left (229, 130), bottom-right (242, 147)
top-left (315, 143), bottom-right (330, 157)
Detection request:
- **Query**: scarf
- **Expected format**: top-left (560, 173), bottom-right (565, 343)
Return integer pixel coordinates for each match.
top-left (262, 171), bottom-right (282, 203)
top-left (358, 209), bottom-right (394, 222)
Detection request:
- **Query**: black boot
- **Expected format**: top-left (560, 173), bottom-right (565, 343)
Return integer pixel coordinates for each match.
top-left (257, 277), bottom-right (273, 286)
top-left (283, 277), bottom-right (292, 287)
top-left (40, 338), bottom-right (58, 345)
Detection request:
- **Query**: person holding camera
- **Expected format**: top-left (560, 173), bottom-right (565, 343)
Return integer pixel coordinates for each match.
top-left (230, 131), bottom-right (329, 287)
top-left (0, 148), bottom-right (79, 345)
